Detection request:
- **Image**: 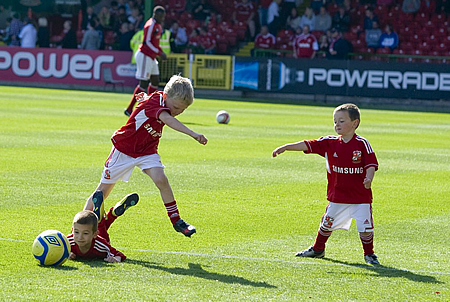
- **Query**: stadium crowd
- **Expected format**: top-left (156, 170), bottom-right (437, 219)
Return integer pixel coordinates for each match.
top-left (0, 0), bottom-right (449, 61)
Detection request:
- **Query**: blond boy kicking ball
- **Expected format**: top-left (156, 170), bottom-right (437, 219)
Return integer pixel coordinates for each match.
top-left (84, 75), bottom-right (207, 238)
top-left (272, 103), bottom-right (380, 265)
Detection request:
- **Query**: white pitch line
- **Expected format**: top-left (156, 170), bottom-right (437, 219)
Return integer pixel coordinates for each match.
top-left (3, 238), bottom-right (449, 276)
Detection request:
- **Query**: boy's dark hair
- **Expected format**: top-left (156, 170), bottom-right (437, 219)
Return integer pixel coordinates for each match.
top-left (153, 6), bottom-right (165, 15)
top-left (73, 210), bottom-right (98, 232)
top-left (334, 103), bottom-right (361, 128)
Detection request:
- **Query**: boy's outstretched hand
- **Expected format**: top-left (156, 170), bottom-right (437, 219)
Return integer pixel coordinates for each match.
top-left (272, 146), bottom-right (285, 157)
top-left (192, 132), bottom-right (208, 145)
top-left (104, 255), bottom-right (122, 263)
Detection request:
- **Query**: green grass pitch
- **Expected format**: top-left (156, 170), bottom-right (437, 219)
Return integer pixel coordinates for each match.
top-left (0, 86), bottom-right (449, 301)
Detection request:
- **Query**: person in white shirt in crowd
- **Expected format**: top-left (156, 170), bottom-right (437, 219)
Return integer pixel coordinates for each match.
top-left (18, 17), bottom-right (37, 48)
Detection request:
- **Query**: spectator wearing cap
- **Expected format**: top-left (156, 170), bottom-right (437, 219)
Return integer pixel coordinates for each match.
top-left (327, 28), bottom-right (351, 59)
top-left (18, 17), bottom-right (37, 48)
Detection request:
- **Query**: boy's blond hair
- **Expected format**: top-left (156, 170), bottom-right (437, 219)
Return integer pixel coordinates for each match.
top-left (164, 75), bottom-right (194, 106)
top-left (334, 103), bottom-right (361, 129)
top-left (73, 210), bottom-right (98, 232)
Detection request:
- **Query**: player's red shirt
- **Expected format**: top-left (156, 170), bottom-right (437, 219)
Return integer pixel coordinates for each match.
top-left (254, 33), bottom-right (276, 49)
top-left (294, 33), bottom-right (319, 58)
top-left (235, 1), bottom-right (255, 22)
top-left (111, 91), bottom-right (170, 158)
top-left (139, 18), bottom-right (163, 59)
top-left (67, 234), bottom-right (126, 261)
top-left (304, 134), bottom-right (378, 204)
top-left (198, 33), bottom-right (216, 50)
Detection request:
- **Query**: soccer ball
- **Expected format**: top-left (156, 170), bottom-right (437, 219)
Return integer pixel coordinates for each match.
top-left (32, 230), bottom-right (71, 266)
top-left (216, 110), bottom-right (230, 124)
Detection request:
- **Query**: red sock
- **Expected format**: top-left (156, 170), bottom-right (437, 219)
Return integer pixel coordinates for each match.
top-left (147, 84), bottom-right (158, 95)
top-left (165, 201), bottom-right (180, 224)
top-left (126, 85), bottom-right (145, 114)
top-left (360, 232), bottom-right (374, 255)
top-left (312, 227), bottom-right (332, 251)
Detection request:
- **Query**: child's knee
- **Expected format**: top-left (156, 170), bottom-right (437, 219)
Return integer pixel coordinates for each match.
top-left (152, 173), bottom-right (169, 189)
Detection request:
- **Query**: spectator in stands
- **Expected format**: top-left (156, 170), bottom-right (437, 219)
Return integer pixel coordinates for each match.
top-left (232, 0), bottom-right (256, 39)
top-left (198, 27), bottom-right (216, 54)
top-left (402, 0), bottom-right (421, 13)
top-left (363, 7), bottom-right (378, 30)
top-left (82, 6), bottom-right (97, 30)
top-left (169, 0), bottom-right (187, 13)
top-left (128, 8), bottom-right (140, 27)
top-left (315, 6), bottom-right (332, 32)
top-left (0, 5), bottom-right (12, 31)
top-left (319, 34), bottom-right (329, 52)
top-left (135, 0), bottom-right (145, 12)
top-left (379, 24), bottom-right (398, 50)
top-left (327, 28), bottom-right (351, 59)
top-left (377, 0), bottom-right (394, 6)
top-left (311, 0), bottom-right (325, 13)
top-left (300, 8), bottom-right (316, 31)
top-left (293, 25), bottom-right (319, 59)
top-left (420, 0), bottom-right (436, 14)
top-left (130, 28), bottom-right (143, 63)
top-left (110, 1), bottom-right (120, 17)
top-left (160, 26), bottom-right (171, 55)
top-left (114, 5), bottom-right (128, 32)
top-left (268, 0), bottom-right (282, 35)
top-left (18, 17), bottom-right (36, 48)
top-left (1, 17), bottom-right (11, 45)
top-left (81, 20), bottom-right (101, 50)
top-left (60, 20), bottom-right (77, 49)
top-left (343, 0), bottom-right (356, 14)
top-left (37, 17), bottom-right (49, 48)
top-left (332, 5), bottom-right (350, 32)
top-left (365, 20), bottom-right (382, 49)
top-left (9, 13), bottom-right (22, 47)
top-left (169, 21), bottom-right (188, 53)
top-left (119, 22), bottom-right (134, 51)
top-left (259, 0), bottom-right (272, 26)
top-left (252, 25), bottom-right (276, 56)
top-left (193, 0), bottom-right (213, 22)
top-left (286, 7), bottom-right (301, 32)
top-left (188, 28), bottom-right (202, 54)
top-left (98, 6), bottom-right (112, 29)
top-left (281, 0), bottom-right (298, 23)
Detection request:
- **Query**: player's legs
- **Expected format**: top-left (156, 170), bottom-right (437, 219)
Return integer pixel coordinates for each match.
top-left (148, 74), bottom-right (159, 95)
top-left (125, 51), bottom-right (151, 116)
top-left (353, 204), bottom-right (379, 264)
top-left (125, 82), bottom-right (148, 116)
top-left (143, 167), bottom-right (196, 237)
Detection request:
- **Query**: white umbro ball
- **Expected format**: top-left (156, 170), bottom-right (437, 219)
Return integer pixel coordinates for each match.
top-left (216, 110), bottom-right (230, 124)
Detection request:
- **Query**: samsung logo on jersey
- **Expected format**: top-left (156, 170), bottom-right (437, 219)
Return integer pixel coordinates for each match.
top-left (332, 165), bottom-right (364, 174)
top-left (308, 68), bottom-right (450, 91)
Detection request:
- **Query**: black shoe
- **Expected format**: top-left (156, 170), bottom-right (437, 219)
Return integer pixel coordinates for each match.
top-left (124, 109), bottom-right (131, 117)
top-left (92, 191), bottom-right (104, 221)
top-left (295, 246), bottom-right (325, 258)
top-left (173, 219), bottom-right (196, 237)
top-left (113, 193), bottom-right (139, 216)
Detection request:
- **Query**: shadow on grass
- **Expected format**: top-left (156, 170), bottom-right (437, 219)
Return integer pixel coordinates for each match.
top-left (127, 260), bottom-right (277, 288)
top-left (38, 264), bottom-right (78, 271)
top-left (322, 258), bottom-right (443, 284)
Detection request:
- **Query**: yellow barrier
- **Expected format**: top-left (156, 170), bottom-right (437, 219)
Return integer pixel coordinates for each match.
top-left (158, 54), bottom-right (189, 85)
top-left (191, 55), bottom-right (231, 90)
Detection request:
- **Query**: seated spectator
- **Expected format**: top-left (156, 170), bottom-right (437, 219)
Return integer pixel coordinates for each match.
top-left (18, 17), bottom-right (36, 48)
top-left (311, 0), bottom-right (325, 13)
top-left (232, 0), bottom-right (256, 39)
top-left (9, 13), bottom-right (22, 47)
top-left (81, 20), bottom-right (101, 50)
top-left (198, 27), bottom-right (216, 54)
top-left (332, 5), bottom-right (350, 32)
top-left (402, 0), bottom-right (421, 13)
top-left (193, 0), bottom-right (213, 22)
top-left (1, 17), bottom-right (12, 45)
top-left (343, 0), bottom-right (356, 14)
top-left (319, 34), bottom-right (329, 52)
top-left (286, 7), bottom-right (301, 32)
top-left (420, 0), bottom-right (435, 14)
top-left (128, 8), bottom-right (140, 27)
top-left (379, 24), bottom-right (398, 50)
top-left (365, 20), bottom-right (382, 48)
top-left (363, 7), bottom-right (379, 30)
top-left (114, 5), bottom-right (128, 32)
top-left (60, 20), bottom-right (77, 49)
top-left (268, 0), bottom-right (282, 35)
top-left (0, 5), bottom-right (12, 31)
top-left (37, 17), bottom-right (49, 48)
top-left (252, 25), bottom-right (275, 56)
top-left (110, 1), bottom-right (120, 17)
top-left (188, 28), bottom-right (202, 54)
top-left (315, 6), bottom-right (332, 32)
top-left (169, 0), bottom-right (187, 13)
top-left (293, 25), bottom-right (319, 58)
top-left (300, 8), bottom-right (316, 31)
top-left (98, 6), bottom-right (112, 29)
top-left (327, 28), bottom-right (351, 59)
top-left (169, 21), bottom-right (188, 53)
top-left (82, 6), bottom-right (97, 30)
top-left (119, 22), bottom-right (134, 51)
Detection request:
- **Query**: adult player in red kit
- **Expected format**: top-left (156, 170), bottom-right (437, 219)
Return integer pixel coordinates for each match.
top-left (85, 75), bottom-right (207, 238)
top-left (125, 6), bottom-right (167, 116)
top-left (272, 103), bottom-right (380, 265)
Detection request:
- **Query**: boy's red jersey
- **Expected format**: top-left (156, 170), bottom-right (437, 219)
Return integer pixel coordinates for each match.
top-left (304, 134), bottom-right (378, 204)
top-left (67, 234), bottom-right (126, 261)
top-left (111, 92), bottom-right (171, 158)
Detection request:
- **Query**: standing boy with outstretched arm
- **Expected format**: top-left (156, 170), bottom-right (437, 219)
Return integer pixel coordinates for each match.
top-left (85, 75), bottom-right (207, 238)
top-left (272, 103), bottom-right (380, 265)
